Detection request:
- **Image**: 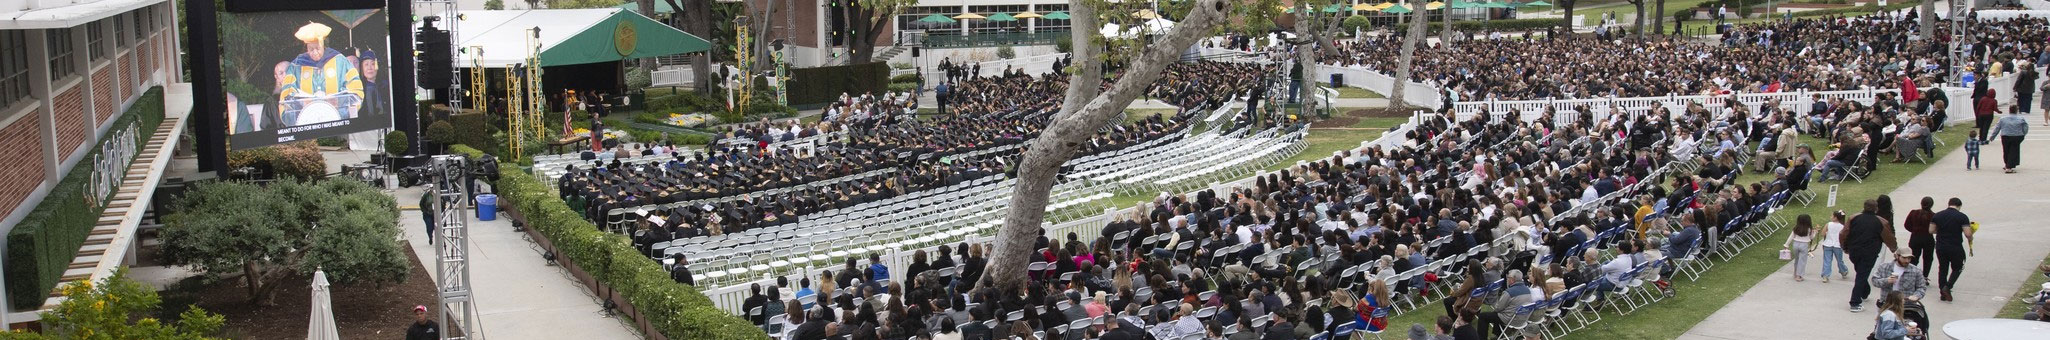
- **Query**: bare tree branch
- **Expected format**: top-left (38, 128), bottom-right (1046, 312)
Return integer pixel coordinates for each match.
top-left (983, 0), bottom-right (1231, 292)
top-left (1058, 1), bottom-right (1102, 117)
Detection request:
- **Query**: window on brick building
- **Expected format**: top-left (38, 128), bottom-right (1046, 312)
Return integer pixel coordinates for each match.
top-left (133, 11), bottom-right (147, 43)
top-left (86, 21), bottom-right (106, 61)
top-left (114, 14), bottom-right (129, 47)
top-left (48, 28), bottom-right (77, 81)
top-left (0, 31), bottom-right (28, 109)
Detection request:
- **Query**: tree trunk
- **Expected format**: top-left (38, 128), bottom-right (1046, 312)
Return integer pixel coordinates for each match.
top-left (1918, 0), bottom-right (1935, 40)
top-left (983, 0), bottom-right (1229, 293)
top-left (1441, 1), bottom-right (1455, 48)
top-left (1632, 0), bottom-right (1646, 40)
top-left (848, 2), bottom-right (875, 65)
top-left (244, 260), bottom-right (264, 305)
top-left (1058, 2), bottom-right (1102, 118)
top-left (1653, 0), bottom-right (1666, 35)
top-left (638, 0), bottom-right (658, 72)
top-left (1391, 0), bottom-right (1427, 109)
top-left (1293, 5), bottom-right (1322, 117)
top-left (672, 0), bottom-right (715, 93)
top-left (1563, 0), bottom-right (1576, 33)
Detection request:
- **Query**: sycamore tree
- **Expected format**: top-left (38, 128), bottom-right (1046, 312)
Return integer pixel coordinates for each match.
top-left (841, 0), bottom-right (917, 65)
top-left (159, 179), bottom-right (408, 306)
top-left (1390, 0), bottom-right (1428, 109)
top-left (1918, 0), bottom-right (1935, 40)
top-left (1287, 0), bottom-right (1353, 118)
top-left (7, 268), bottom-right (226, 340)
top-left (664, 0), bottom-right (718, 93)
top-left (982, 0), bottom-right (1282, 292)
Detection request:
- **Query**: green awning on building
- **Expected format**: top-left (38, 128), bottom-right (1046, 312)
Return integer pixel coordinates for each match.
top-left (450, 8), bottom-right (711, 68)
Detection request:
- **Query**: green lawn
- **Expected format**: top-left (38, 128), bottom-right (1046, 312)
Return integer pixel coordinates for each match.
top-left (1385, 124), bottom-right (1971, 339)
top-left (1320, 83), bottom-right (1386, 99)
top-left (1997, 252), bottom-right (2050, 319)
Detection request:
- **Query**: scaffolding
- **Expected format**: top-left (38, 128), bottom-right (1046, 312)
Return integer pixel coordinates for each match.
top-left (507, 27), bottom-right (547, 162)
top-left (467, 46), bottom-right (488, 112)
top-left (1948, 0), bottom-right (1972, 84)
top-left (419, 1), bottom-right (477, 339)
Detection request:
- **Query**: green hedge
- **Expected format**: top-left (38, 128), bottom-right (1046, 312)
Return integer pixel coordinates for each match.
top-left (7, 87), bottom-right (166, 310)
top-left (786, 62), bottom-right (890, 106)
top-left (489, 164), bottom-right (762, 340)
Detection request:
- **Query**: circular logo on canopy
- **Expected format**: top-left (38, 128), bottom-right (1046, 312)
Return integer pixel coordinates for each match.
top-left (614, 21), bottom-right (637, 56)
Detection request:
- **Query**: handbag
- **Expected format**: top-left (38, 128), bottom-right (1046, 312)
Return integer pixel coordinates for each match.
top-left (1778, 248), bottom-right (1792, 260)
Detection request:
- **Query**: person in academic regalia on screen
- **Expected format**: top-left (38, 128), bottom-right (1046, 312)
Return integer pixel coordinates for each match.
top-left (276, 22), bottom-right (364, 126)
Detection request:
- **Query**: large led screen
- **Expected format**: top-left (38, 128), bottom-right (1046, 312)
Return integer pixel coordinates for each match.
top-left (220, 9), bottom-right (391, 150)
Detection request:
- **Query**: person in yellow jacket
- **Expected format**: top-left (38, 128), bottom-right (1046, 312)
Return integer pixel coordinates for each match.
top-left (276, 22), bottom-right (364, 126)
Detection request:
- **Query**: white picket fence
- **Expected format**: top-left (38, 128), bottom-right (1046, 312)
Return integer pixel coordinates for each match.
top-left (1310, 64), bottom-right (1445, 108)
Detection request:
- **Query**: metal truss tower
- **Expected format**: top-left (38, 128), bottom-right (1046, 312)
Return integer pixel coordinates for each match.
top-left (427, 154), bottom-right (478, 340)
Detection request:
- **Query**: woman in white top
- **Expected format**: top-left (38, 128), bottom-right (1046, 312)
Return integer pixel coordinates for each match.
top-left (1783, 214), bottom-right (1821, 282)
top-left (1819, 211), bottom-right (1852, 283)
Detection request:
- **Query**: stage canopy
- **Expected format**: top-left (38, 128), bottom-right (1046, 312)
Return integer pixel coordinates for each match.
top-left (446, 8), bottom-right (710, 68)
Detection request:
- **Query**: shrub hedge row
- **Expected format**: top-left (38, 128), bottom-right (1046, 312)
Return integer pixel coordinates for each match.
top-left (6, 87), bottom-right (166, 310)
top-left (489, 165), bottom-right (762, 340)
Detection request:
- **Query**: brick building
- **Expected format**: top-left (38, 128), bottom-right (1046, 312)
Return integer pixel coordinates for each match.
top-left (0, 0), bottom-right (183, 323)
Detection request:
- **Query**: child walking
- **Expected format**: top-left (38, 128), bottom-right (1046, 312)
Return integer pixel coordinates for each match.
top-left (1819, 211), bottom-right (1852, 282)
top-left (1966, 128), bottom-right (1984, 170)
top-left (1784, 214), bottom-right (1820, 282)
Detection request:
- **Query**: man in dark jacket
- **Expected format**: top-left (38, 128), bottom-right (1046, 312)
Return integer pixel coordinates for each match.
top-left (406, 305), bottom-right (440, 340)
top-left (789, 309), bottom-right (830, 340)
top-left (419, 189), bottom-right (437, 245)
top-left (669, 253), bottom-right (694, 286)
top-left (960, 308), bottom-right (994, 340)
top-left (1263, 311), bottom-right (1298, 340)
top-left (1844, 199), bottom-right (1897, 312)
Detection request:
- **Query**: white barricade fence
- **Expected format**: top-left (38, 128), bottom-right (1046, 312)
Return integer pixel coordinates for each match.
top-left (1310, 64), bottom-right (1445, 108)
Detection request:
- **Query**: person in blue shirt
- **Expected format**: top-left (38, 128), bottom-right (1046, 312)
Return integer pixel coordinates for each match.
top-left (868, 253), bottom-right (890, 282)
top-left (793, 277), bottom-right (816, 309)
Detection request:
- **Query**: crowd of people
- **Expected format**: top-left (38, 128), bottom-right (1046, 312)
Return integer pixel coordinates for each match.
top-left (740, 79), bottom-right (1900, 340)
top-left (1317, 14), bottom-right (2048, 102)
top-left (552, 61), bottom-right (1272, 260)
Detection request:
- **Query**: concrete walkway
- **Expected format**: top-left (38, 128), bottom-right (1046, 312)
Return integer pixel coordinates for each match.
top-left (396, 185), bottom-right (640, 340)
top-left (1682, 115), bottom-right (2050, 340)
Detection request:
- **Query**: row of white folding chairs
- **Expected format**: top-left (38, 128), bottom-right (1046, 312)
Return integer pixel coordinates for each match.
top-left (1068, 131), bottom-right (1229, 183)
top-left (1111, 135), bottom-right (1263, 193)
top-left (694, 191), bottom-right (1019, 286)
top-left (692, 176), bottom-right (1021, 268)
top-left (1061, 126), bottom-right (1199, 180)
top-left (671, 176), bottom-right (1008, 256)
top-left (1150, 131), bottom-right (1305, 194)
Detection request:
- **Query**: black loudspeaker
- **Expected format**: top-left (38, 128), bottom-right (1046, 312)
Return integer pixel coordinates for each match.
top-left (1330, 73), bottom-right (1345, 88)
top-left (911, 47), bottom-right (921, 58)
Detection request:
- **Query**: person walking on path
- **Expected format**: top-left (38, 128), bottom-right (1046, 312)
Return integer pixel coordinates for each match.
top-left (1930, 197), bottom-right (1975, 302)
top-left (1976, 89), bottom-right (1999, 141)
top-left (1991, 106), bottom-right (2031, 173)
top-left (1843, 199), bottom-right (1898, 312)
top-left (1819, 211), bottom-right (1852, 283)
top-left (1869, 252), bottom-right (1927, 302)
top-left (419, 188), bottom-right (437, 245)
top-left (1783, 214), bottom-right (1820, 282)
top-left (1903, 197), bottom-right (1936, 277)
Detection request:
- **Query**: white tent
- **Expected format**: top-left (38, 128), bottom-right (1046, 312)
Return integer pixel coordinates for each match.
top-left (1139, 18), bottom-right (1176, 35)
top-left (438, 9), bottom-right (620, 68)
top-left (307, 270), bottom-right (339, 340)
